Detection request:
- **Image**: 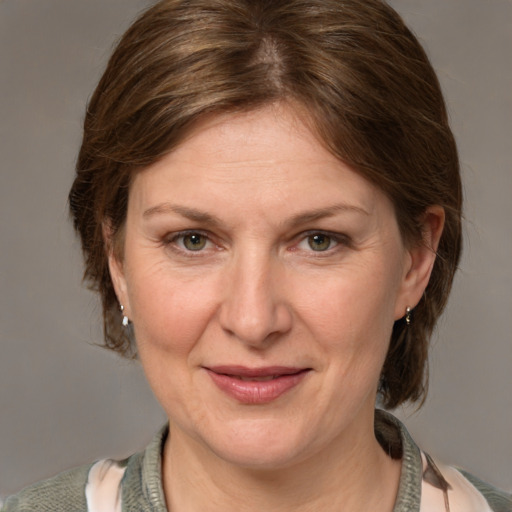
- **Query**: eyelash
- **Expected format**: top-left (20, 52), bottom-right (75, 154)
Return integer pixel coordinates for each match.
top-left (163, 230), bottom-right (351, 257)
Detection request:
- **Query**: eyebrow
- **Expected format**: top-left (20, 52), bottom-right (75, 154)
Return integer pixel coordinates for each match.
top-left (286, 204), bottom-right (370, 228)
top-left (143, 204), bottom-right (223, 226)
top-left (142, 202), bottom-right (369, 227)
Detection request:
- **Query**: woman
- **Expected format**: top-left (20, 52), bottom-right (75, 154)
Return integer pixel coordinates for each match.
top-left (2, 0), bottom-right (510, 511)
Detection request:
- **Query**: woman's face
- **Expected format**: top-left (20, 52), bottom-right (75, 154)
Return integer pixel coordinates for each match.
top-left (110, 105), bottom-right (435, 469)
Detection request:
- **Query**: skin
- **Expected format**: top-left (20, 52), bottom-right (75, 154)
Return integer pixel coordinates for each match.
top-left (109, 104), bottom-right (444, 512)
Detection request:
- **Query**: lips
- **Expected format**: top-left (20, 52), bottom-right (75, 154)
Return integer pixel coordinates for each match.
top-left (204, 366), bottom-right (311, 404)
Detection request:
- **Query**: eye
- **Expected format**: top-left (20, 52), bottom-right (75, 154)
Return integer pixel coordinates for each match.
top-left (181, 232), bottom-right (208, 251)
top-left (293, 231), bottom-right (349, 255)
top-left (173, 232), bottom-right (210, 252)
top-left (306, 233), bottom-right (334, 252)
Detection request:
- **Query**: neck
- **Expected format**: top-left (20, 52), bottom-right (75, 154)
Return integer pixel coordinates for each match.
top-left (162, 410), bottom-right (401, 512)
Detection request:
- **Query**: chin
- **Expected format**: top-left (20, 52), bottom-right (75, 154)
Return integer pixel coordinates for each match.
top-left (199, 417), bottom-right (315, 470)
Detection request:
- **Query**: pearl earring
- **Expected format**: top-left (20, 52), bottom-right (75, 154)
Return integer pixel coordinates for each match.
top-left (120, 304), bottom-right (129, 327)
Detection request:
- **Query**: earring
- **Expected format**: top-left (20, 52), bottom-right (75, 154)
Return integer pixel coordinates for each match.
top-left (120, 304), bottom-right (129, 327)
top-left (405, 306), bottom-right (412, 326)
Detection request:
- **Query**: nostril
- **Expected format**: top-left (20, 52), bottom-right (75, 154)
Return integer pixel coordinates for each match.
top-left (219, 301), bottom-right (292, 347)
top-left (218, 262), bottom-right (293, 345)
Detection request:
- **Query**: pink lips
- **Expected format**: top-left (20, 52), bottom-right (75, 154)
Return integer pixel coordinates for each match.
top-left (205, 366), bottom-right (310, 404)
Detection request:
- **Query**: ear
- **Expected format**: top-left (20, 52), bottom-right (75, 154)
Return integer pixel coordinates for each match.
top-left (103, 221), bottom-right (131, 319)
top-left (394, 205), bottom-right (445, 320)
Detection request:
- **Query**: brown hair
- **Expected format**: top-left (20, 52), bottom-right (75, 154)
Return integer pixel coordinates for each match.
top-left (69, 0), bottom-right (462, 409)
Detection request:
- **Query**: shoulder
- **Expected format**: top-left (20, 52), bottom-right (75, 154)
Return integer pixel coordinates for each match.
top-left (456, 469), bottom-right (512, 512)
top-left (1, 458), bottom-right (132, 512)
top-left (0, 426), bottom-right (168, 512)
top-left (375, 410), bottom-right (512, 512)
top-left (419, 443), bottom-right (512, 512)
top-left (1, 463), bottom-right (93, 512)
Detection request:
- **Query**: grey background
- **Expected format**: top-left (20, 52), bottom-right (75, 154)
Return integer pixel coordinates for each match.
top-left (1, 0), bottom-right (510, 498)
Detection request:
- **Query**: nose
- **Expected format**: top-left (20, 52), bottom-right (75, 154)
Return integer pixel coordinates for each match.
top-left (218, 251), bottom-right (293, 348)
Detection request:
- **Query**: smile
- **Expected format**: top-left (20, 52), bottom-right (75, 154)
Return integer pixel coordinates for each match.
top-left (204, 366), bottom-right (311, 404)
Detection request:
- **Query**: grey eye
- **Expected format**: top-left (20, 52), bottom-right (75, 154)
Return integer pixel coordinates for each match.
top-left (307, 234), bottom-right (332, 251)
top-left (182, 233), bottom-right (208, 251)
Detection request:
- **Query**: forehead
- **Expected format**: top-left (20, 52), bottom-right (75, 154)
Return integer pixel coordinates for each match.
top-left (128, 105), bottom-right (390, 224)
top-left (160, 106), bottom-right (327, 170)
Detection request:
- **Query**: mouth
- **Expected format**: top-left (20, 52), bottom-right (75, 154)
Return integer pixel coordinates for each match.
top-left (236, 375), bottom-right (281, 382)
top-left (204, 366), bottom-right (311, 404)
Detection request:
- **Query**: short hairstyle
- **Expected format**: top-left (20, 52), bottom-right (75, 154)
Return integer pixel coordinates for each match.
top-left (69, 0), bottom-right (462, 409)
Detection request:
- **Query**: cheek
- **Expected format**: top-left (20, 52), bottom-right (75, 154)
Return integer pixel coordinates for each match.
top-left (291, 261), bottom-right (400, 389)
top-left (125, 267), bottom-right (219, 414)
top-left (126, 262), bottom-right (218, 356)
top-left (295, 264), bottom-right (398, 340)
